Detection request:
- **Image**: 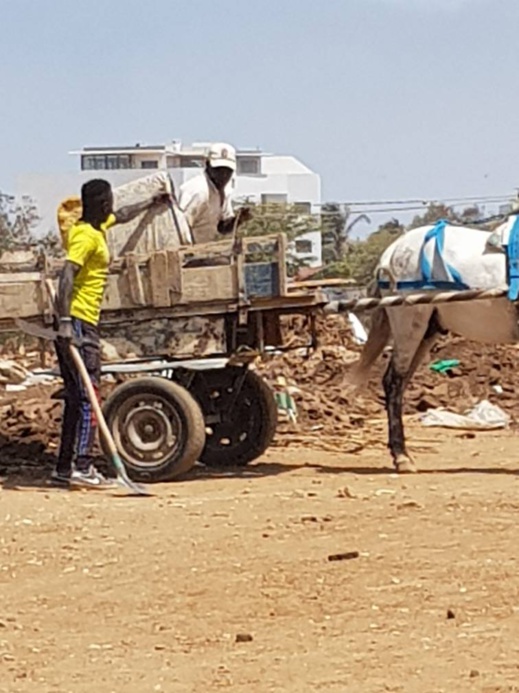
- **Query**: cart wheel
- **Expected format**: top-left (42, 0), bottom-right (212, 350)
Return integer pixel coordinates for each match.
top-left (102, 377), bottom-right (206, 482)
top-left (190, 368), bottom-right (278, 467)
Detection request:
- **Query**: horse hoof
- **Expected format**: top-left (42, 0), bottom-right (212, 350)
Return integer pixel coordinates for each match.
top-left (394, 455), bottom-right (417, 474)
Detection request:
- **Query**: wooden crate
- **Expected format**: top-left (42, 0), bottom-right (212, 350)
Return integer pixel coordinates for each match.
top-left (0, 234), bottom-right (290, 323)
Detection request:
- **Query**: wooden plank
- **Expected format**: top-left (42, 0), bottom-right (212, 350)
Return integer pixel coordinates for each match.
top-left (166, 250), bottom-right (182, 304)
top-left (243, 234), bottom-right (280, 253)
top-left (0, 272), bottom-right (42, 283)
top-left (290, 278), bottom-right (360, 290)
top-left (181, 266), bottom-right (236, 303)
top-left (276, 233), bottom-right (288, 296)
top-left (0, 281), bottom-right (46, 319)
top-left (0, 250), bottom-right (39, 267)
top-left (180, 239), bottom-right (234, 262)
top-left (149, 251), bottom-right (171, 307)
top-left (102, 274), bottom-right (143, 311)
top-left (125, 254), bottom-right (146, 306)
top-left (234, 237), bottom-right (246, 302)
top-left (98, 300), bottom-right (240, 326)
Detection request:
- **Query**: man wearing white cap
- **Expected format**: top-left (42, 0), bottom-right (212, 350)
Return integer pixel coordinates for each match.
top-left (178, 142), bottom-right (251, 245)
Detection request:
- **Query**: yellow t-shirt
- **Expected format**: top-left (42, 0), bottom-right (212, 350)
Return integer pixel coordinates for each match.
top-left (67, 214), bottom-right (115, 326)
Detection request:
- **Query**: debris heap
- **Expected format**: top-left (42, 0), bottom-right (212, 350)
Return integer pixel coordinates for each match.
top-left (0, 314), bottom-right (518, 469)
top-left (257, 315), bottom-right (519, 445)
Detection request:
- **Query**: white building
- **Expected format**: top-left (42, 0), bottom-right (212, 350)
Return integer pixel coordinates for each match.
top-left (17, 140), bottom-right (322, 265)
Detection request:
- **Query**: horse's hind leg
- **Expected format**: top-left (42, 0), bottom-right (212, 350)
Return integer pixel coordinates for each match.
top-left (383, 307), bottom-right (439, 473)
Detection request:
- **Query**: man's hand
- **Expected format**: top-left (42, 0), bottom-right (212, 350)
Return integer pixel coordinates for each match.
top-left (237, 206), bottom-right (253, 225)
top-left (115, 192), bottom-right (173, 225)
top-left (152, 192), bottom-right (173, 207)
top-left (218, 207), bottom-right (254, 236)
top-left (58, 317), bottom-right (73, 342)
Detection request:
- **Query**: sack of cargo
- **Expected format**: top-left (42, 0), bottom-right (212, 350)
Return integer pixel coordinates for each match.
top-left (56, 196), bottom-right (82, 251)
top-left (56, 172), bottom-right (192, 256)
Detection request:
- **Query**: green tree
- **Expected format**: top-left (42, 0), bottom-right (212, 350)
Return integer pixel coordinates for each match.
top-left (321, 202), bottom-right (370, 264)
top-left (347, 218), bottom-right (405, 285)
top-left (316, 217), bottom-right (405, 285)
top-left (237, 202), bottom-right (321, 275)
top-left (0, 192), bottom-right (61, 256)
top-left (239, 202), bottom-right (320, 241)
top-left (0, 192), bottom-right (41, 250)
top-left (409, 202), bottom-right (486, 229)
top-left (458, 205), bottom-right (484, 223)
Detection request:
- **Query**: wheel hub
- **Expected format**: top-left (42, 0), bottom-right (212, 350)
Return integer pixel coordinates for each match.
top-left (125, 405), bottom-right (173, 452)
top-left (112, 396), bottom-right (182, 468)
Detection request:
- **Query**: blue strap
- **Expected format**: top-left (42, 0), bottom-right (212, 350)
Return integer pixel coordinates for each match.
top-left (419, 219), bottom-right (466, 287)
top-left (377, 219), bottom-right (468, 292)
top-left (507, 216), bottom-right (519, 300)
top-left (419, 221), bottom-right (445, 284)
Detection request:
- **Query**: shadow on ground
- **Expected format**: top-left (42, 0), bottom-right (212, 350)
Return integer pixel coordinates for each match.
top-left (2, 437), bottom-right (517, 493)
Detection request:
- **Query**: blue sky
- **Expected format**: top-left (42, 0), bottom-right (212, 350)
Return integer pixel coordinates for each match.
top-left (1, 0), bottom-right (518, 217)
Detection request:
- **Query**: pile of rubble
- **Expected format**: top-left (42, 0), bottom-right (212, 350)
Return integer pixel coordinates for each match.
top-left (257, 315), bottom-right (519, 445)
top-left (1, 314), bottom-right (519, 470)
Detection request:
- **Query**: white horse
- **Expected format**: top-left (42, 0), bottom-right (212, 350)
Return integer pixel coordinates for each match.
top-left (339, 215), bottom-right (519, 473)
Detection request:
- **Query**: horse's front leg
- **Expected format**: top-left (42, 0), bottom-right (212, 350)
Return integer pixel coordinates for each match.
top-left (383, 357), bottom-right (416, 473)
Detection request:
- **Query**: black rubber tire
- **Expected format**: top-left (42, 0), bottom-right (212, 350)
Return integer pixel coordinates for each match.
top-left (190, 368), bottom-right (278, 468)
top-left (102, 377), bottom-right (206, 482)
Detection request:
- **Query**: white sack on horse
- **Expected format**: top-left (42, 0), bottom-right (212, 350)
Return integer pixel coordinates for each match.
top-left (376, 218), bottom-right (519, 343)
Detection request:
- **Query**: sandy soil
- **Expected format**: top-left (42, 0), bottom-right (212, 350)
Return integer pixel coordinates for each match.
top-left (1, 424), bottom-right (519, 693)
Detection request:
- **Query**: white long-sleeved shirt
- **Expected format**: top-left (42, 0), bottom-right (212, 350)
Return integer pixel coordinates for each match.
top-left (178, 172), bottom-right (234, 244)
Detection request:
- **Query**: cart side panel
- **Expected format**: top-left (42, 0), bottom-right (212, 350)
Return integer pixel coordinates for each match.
top-left (101, 315), bottom-right (226, 358)
top-left (0, 277), bottom-right (48, 319)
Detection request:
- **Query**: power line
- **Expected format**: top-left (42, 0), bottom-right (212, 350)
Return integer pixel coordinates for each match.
top-left (245, 201), bottom-right (511, 217)
top-left (319, 194), bottom-right (513, 207)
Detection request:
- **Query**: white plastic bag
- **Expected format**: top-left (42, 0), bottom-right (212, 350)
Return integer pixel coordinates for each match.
top-left (347, 312), bottom-right (368, 345)
top-left (420, 400), bottom-right (510, 430)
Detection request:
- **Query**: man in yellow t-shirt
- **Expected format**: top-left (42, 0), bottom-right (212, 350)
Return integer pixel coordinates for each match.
top-left (52, 179), bottom-right (169, 488)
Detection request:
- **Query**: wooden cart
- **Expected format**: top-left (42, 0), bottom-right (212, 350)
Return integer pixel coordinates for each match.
top-left (0, 234), bottom-right (328, 482)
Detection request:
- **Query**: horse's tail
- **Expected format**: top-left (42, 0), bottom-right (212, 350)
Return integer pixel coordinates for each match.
top-left (347, 280), bottom-right (391, 386)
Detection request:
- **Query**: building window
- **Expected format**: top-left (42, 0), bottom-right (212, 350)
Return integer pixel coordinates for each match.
top-left (82, 155), bottom-right (105, 170)
top-left (293, 201), bottom-right (312, 214)
top-left (237, 157), bottom-right (260, 175)
top-left (180, 156), bottom-right (205, 168)
top-left (167, 156), bottom-right (181, 168)
top-left (141, 160), bottom-right (159, 169)
top-left (261, 193), bottom-right (288, 205)
top-left (106, 154), bottom-right (132, 169)
top-left (295, 239), bottom-right (313, 254)
top-left (81, 154), bottom-right (133, 170)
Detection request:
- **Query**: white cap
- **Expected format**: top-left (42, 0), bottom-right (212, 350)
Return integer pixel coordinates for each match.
top-left (207, 142), bottom-right (236, 171)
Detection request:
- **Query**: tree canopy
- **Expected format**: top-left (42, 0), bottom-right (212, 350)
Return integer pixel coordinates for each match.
top-left (238, 202), bottom-right (321, 274)
top-left (0, 192), bottom-right (60, 255)
top-left (316, 202), bottom-right (492, 286)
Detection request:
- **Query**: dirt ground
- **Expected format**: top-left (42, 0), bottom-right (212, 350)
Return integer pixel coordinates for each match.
top-left (2, 423), bottom-right (519, 693)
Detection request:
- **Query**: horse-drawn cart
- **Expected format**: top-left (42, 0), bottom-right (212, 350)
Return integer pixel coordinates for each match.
top-left (0, 234), bottom-right (328, 482)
